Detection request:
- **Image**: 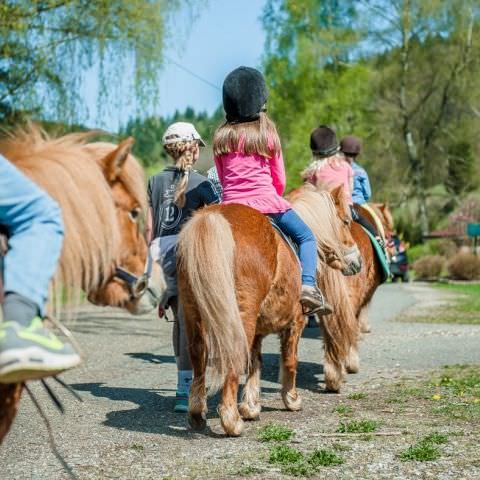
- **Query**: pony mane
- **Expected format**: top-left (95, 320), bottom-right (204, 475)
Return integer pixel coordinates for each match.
top-left (288, 185), bottom-right (347, 265)
top-left (0, 125), bottom-right (144, 312)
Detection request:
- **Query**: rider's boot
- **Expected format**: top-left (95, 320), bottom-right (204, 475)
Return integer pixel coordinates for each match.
top-left (0, 293), bottom-right (81, 384)
top-left (301, 285), bottom-right (333, 316)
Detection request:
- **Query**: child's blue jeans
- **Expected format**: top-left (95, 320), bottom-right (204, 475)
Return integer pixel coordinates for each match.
top-left (0, 154), bottom-right (64, 315)
top-left (269, 209), bottom-right (317, 287)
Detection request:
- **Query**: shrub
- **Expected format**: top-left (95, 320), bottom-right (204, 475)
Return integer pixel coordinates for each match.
top-left (412, 255), bottom-right (445, 280)
top-left (447, 253), bottom-right (480, 280)
top-left (436, 240), bottom-right (458, 259)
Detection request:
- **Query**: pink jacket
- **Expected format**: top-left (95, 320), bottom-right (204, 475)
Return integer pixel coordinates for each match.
top-left (307, 160), bottom-right (354, 205)
top-left (214, 149), bottom-right (291, 214)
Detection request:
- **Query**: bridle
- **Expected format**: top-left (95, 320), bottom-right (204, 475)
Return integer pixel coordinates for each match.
top-left (113, 251), bottom-right (155, 301)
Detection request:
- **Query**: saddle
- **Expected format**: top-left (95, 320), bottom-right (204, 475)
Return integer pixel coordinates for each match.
top-left (268, 218), bottom-right (300, 265)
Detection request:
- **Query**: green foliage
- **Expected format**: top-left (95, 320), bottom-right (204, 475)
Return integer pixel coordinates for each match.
top-left (257, 423), bottom-right (294, 442)
top-left (268, 444), bottom-right (344, 476)
top-left (308, 448), bottom-right (344, 467)
top-left (268, 444), bottom-right (304, 465)
top-left (347, 392), bottom-right (367, 400)
top-left (399, 441), bottom-right (441, 462)
top-left (333, 405), bottom-right (353, 416)
top-left (0, 0), bottom-right (192, 122)
top-left (262, 0), bottom-right (480, 237)
top-left (446, 142), bottom-right (478, 195)
top-left (120, 107), bottom-right (223, 169)
top-left (336, 419), bottom-right (379, 433)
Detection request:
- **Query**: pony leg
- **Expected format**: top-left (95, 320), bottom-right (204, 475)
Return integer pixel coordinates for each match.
top-left (219, 370), bottom-right (244, 436)
top-left (359, 306), bottom-right (371, 333)
top-left (279, 312), bottom-right (304, 411)
top-left (345, 344), bottom-right (360, 374)
top-left (186, 320), bottom-right (208, 431)
top-left (324, 360), bottom-right (344, 392)
top-left (239, 335), bottom-right (262, 421)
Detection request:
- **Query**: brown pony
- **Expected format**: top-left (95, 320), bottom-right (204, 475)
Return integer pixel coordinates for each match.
top-left (0, 126), bottom-right (165, 444)
top-left (316, 197), bottom-right (394, 392)
top-left (177, 186), bottom-right (362, 436)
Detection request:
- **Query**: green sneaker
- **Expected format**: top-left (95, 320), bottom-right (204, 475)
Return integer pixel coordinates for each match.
top-left (0, 318), bottom-right (81, 384)
top-left (174, 391), bottom-right (189, 413)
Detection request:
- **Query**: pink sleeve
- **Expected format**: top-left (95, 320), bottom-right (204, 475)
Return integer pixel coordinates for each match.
top-left (214, 156), bottom-right (224, 185)
top-left (270, 150), bottom-right (286, 196)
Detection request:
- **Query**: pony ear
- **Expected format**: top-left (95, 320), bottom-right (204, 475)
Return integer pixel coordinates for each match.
top-left (101, 137), bottom-right (135, 183)
top-left (377, 203), bottom-right (386, 211)
top-left (330, 185), bottom-right (344, 206)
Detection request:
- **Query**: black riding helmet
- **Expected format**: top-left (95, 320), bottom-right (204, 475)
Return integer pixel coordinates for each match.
top-left (222, 66), bottom-right (268, 124)
top-left (310, 125), bottom-right (339, 157)
top-left (340, 135), bottom-right (362, 156)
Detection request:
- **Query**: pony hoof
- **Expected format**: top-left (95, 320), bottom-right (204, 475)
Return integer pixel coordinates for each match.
top-left (239, 402), bottom-right (261, 421)
top-left (188, 412), bottom-right (207, 431)
top-left (361, 326), bottom-right (371, 334)
top-left (324, 385), bottom-right (341, 393)
top-left (282, 391), bottom-right (302, 411)
top-left (346, 365), bottom-right (359, 374)
top-left (222, 418), bottom-right (245, 437)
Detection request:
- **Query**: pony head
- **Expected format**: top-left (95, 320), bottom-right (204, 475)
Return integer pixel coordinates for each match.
top-left (288, 184), bottom-right (362, 276)
top-left (83, 139), bottom-right (166, 314)
top-left (0, 126), bottom-right (165, 315)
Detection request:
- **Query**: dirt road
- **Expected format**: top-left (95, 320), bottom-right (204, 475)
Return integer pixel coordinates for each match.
top-left (1, 283), bottom-right (479, 479)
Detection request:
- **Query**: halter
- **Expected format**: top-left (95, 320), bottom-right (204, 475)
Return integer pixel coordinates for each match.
top-left (113, 251), bottom-right (154, 300)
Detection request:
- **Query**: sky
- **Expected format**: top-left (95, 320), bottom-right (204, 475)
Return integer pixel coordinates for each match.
top-left (82, 0), bottom-right (267, 131)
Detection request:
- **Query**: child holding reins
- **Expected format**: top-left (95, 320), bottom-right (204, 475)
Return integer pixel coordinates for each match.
top-left (146, 122), bottom-right (220, 412)
top-left (213, 66), bottom-right (332, 316)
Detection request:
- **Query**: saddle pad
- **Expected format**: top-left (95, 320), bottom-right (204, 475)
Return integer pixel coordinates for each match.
top-left (268, 219), bottom-right (300, 265)
top-left (361, 226), bottom-right (390, 283)
top-left (362, 203), bottom-right (386, 242)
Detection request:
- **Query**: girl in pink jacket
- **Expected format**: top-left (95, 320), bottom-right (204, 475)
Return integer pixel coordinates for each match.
top-left (213, 66), bottom-right (331, 316)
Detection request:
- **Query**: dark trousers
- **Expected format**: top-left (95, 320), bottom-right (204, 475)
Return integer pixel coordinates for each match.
top-left (351, 206), bottom-right (377, 238)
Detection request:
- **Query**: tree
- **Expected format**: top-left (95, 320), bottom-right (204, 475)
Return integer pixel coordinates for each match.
top-left (0, 0), bottom-right (194, 123)
top-left (445, 141), bottom-right (478, 196)
top-left (262, 0), bottom-right (374, 190)
top-left (362, 0), bottom-right (479, 236)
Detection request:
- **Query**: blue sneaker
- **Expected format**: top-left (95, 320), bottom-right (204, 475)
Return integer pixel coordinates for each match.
top-left (174, 391), bottom-right (189, 413)
top-left (0, 318), bottom-right (81, 384)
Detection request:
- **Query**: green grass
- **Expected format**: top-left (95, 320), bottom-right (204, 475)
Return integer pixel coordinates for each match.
top-left (333, 405), bottom-right (354, 416)
top-left (268, 445), bottom-right (344, 477)
top-left (308, 449), bottom-right (344, 467)
top-left (257, 423), bottom-right (294, 442)
top-left (269, 445), bottom-right (304, 465)
top-left (130, 443), bottom-right (144, 451)
top-left (400, 283), bottom-right (480, 325)
top-left (399, 442), bottom-right (441, 462)
top-left (430, 365), bottom-right (480, 420)
top-left (399, 433), bottom-right (448, 462)
top-left (337, 419), bottom-right (379, 433)
top-left (347, 392), bottom-right (367, 400)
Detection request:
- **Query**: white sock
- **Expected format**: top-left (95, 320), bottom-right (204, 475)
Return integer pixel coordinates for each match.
top-left (177, 370), bottom-right (193, 395)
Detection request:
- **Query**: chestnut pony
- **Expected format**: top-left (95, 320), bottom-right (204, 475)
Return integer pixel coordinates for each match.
top-left (177, 185), bottom-right (362, 436)
top-left (0, 126), bottom-right (165, 444)
top-left (313, 194), bottom-right (394, 392)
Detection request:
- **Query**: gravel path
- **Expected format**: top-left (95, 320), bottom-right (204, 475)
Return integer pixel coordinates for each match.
top-left (1, 283), bottom-right (479, 479)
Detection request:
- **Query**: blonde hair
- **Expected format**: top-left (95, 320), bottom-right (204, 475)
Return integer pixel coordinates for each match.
top-left (164, 140), bottom-right (198, 208)
top-left (213, 112), bottom-right (281, 158)
top-left (302, 153), bottom-right (345, 185)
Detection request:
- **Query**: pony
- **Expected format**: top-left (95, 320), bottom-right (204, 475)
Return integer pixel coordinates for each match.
top-left (177, 185), bottom-right (362, 436)
top-left (314, 196), bottom-right (394, 392)
top-left (0, 125), bottom-right (166, 444)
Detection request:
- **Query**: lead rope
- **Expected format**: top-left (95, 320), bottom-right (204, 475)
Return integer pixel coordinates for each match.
top-left (24, 379), bottom-right (82, 480)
